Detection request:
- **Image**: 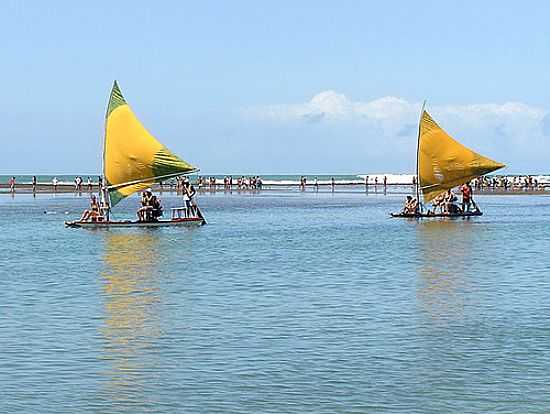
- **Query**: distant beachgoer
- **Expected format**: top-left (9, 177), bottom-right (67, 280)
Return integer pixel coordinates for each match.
top-left (32, 176), bottom-right (37, 193)
top-left (87, 177), bottom-right (92, 192)
top-left (314, 177), bottom-right (319, 190)
top-left (8, 176), bottom-right (15, 193)
top-left (98, 176), bottom-right (103, 190)
top-left (52, 177), bottom-right (58, 192)
top-left (383, 176), bottom-right (387, 188)
top-left (374, 177), bottom-right (378, 186)
top-left (331, 177), bottom-right (335, 191)
top-left (365, 175), bottom-right (369, 189)
top-left (412, 176), bottom-right (416, 186)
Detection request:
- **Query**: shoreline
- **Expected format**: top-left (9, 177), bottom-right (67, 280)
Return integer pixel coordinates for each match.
top-left (0, 182), bottom-right (547, 196)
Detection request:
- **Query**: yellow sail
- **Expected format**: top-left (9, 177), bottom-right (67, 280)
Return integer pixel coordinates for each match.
top-left (103, 81), bottom-right (198, 206)
top-left (418, 110), bottom-right (505, 202)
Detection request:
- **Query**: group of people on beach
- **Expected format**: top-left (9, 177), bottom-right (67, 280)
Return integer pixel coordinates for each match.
top-left (363, 175), bottom-right (389, 187)
top-left (73, 176), bottom-right (94, 192)
top-left (473, 175), bottom-right (541, 191)
top-left (194, 176), bottom-right (264, 190)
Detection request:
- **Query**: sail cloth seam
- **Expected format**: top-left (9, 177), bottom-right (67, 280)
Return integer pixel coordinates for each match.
top-left (106, 169), bottom-right (199, 190)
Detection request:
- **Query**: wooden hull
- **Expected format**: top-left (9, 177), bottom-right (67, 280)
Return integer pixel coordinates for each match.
top-left (391, 211), bottom-right (483, 218)
top-left (65, 217), bottom-right (206, 228)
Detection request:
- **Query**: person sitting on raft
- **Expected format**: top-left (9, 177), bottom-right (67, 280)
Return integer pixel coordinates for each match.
top-left (431, 193), bottom-right (446, 214)
top-left (149, 194), bottom-right (163, 221)
top-left (402, 196), bottom-right (418, 214)
top-left (79, 194), bottom-right (102, 222)
top-left (443, 190), bottom-right (462, 214)
top-left (137, 190), bottom-right (153, 221)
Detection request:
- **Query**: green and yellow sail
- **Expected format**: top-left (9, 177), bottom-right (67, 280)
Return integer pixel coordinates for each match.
top-left (103, 81), bottom-right (198, 206)
top-left (418, 110), bottom-right (505, 202)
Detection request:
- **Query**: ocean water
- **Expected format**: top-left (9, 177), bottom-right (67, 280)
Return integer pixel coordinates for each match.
top-left (3, 173), bottom-right (550, 187)
top-left (1, 190), bottom-right (550, 413)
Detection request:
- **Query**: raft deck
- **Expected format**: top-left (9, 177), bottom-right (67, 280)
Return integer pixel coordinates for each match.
top-left (65, 217), bottom-right (205, 228)
top-left (391, 210), bottom-right (483, 218)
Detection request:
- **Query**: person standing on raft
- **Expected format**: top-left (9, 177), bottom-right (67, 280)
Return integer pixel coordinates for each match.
top-left (460, 182), bottom-right (478, 212)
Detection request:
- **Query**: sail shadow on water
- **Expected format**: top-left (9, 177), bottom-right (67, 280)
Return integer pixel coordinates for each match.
top-left (97, 231), bottom-right (164, 409)
top-left (414, 220), bottom-right (481, 324)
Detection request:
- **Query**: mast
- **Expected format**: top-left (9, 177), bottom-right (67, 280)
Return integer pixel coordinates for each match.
top-left (415, 100), bottom-right (426, 212)
top-left (101, 81), bottom-right (118, 221)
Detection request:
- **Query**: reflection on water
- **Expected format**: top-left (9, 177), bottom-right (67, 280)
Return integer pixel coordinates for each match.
top-left (99, 231), bottom-right (163, 408)
top-left (415, 220), bottom-right (477, 322)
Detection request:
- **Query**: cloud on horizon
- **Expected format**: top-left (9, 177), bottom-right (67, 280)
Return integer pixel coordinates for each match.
top-left (241, 91), bottom-right (550, 172)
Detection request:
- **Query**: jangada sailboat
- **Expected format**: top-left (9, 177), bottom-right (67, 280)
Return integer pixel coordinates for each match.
top-left (66, 81), bottom-right (206, 228)
top-left (392, 103), bottom-right (505, 218)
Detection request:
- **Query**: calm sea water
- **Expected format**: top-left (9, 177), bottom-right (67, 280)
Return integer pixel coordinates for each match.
top-left (1, 189), bottom-right (550, 413)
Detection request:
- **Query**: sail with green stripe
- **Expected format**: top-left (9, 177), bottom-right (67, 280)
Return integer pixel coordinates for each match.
top-left (103, 81), bottom-right (198, 207)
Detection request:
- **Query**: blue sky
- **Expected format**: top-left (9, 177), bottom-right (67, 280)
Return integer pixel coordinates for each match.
top-left (2, 1), bottom-right (550, 174)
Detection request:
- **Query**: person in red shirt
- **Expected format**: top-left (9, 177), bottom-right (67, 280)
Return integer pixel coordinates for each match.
top-left (460, 183), bottom-right (472, 212)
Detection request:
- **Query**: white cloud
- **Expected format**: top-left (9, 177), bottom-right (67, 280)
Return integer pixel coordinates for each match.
top-left (240, 91), bottom-right (550, 172)
top-left (244, 90), bottom-right (545, 127)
